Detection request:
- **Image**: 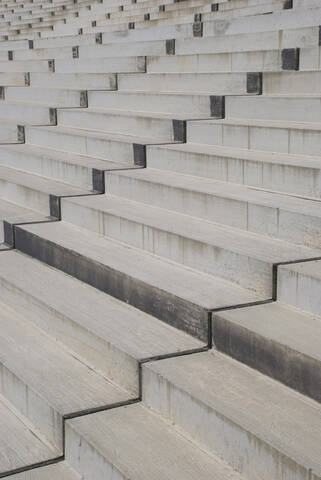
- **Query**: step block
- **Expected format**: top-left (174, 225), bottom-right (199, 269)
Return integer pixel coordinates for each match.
top-left (142, 352), bottom-right (321, 480)
top-left (65, 403), bottom-right (246, 480)
top-left (212, 302), bottom-right (321, 402)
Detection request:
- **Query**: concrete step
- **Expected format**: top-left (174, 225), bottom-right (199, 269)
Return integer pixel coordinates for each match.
top-left (24, 124), bottom-right (164, 163)
top-left (146, 49), bottom-right (282, 73)
top-left (54, 55), bottom-right (145, 73)
top-left (0, 71), bottom-right (26, 86)
top-left (0, 101), bottom-right (56, 125)
top-left (0, 298), bottom-right (132, 454)
top-left (0, 120), bottom-right (21, 143)
top-left (29, 71), bottom-right (117, 89)
top-left (142, 351), bottom-right (321, 480)
top-left (57, 107), bottom-right (206, 141)
top-left (9, 461), bottom-right (81, 480)
top-left (13, 45), bottom-right (73, 61)
top-left (33, 32), bottom-right (97, 49)
top-left (264, 70), bottom-right (321, 95)
top-left (0, 394), bottom-right (59, 477)
top-left (225, 95), bottom-right (321, 123)
top-left (88, 90), bottom-right (215, 115)
top-left (0, 143), bottom-right (138, 189)
top-left (278, 260), bottom-right (321, 317)
top-left (2, 86), bottom-right (87, 107)
top-left (0, 197), bottom-right (47, 243)
top-left (65, 402), bottom-right (246, 480)
top-left (300, 45), bottom-right (321, 70)
top-left (0, 59), bottom-right (50, 72)
top-left (203, 6), bottom-right (321, 37)
top-left (0, 39), bottom-right (28, 50)
top-left (105, 167), bottom-right (321, 249)
top-left (0, 250), bottom-right (203, 395)
top-left (118, 71), bottom-right (259, 94)
top-left (212, 301), bottom-right (321, 402)
top-left (187, 118), bottom-right (321, 156)
top-left (101, 23), bottom-right (192, 43)
top-left (60, 193), bottom-right (320, 295)
top-left (14, 220), bottom-right (261, 341)
top-left (146, 143), bottom-right (321, 198)
top-left (0, 164), bottom-right (87, 217)
top-left (78, 38), bottom-right (167, 58)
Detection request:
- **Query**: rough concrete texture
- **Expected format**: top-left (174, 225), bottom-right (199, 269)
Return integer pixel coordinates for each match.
top-left (0, 0), bottom-right (320, 478)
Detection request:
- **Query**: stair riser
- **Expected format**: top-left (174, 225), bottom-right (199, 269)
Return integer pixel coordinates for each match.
top-left (147, 50), bottom-right (281, 73)
top-left (0, 149), bottom-right (93, 188)
top-left (0, 126), bottom-right (19, 143)
top-left (212, 313), bottom-right (321, 402)
top-left (65, 424), bottom-right (126, 480)
top-left (57, 110), bottom-right (178, 142)
top-left (0, 180), bottom-right (49, 215)
top-left (88, 91), bottom-right (212, 116)
top-left (0, 103), bottom-right (52, 125)
top-left (4, 87), bottom-right (84, 107)
top-left (142, 366), bottom-right (314, 480)
top-left (79, 40), bottom-right (166, 58)
top-left (106, 173), bottom-right (321, 249)
top-left (33, 34), bottom-right (96, 49)
top-left (203, 8), bottom-right (321, 37)
top-left (278, 265), bottom-right (321, 316)
top-left (54, 57), bottom-right (145, 74)
top-left (0, 40), bottom-right (28, 51)
top-left (0, 277), bottom-right (140, 395)
top-left (118, 72), bottom-right (251, 94)
top-left (187, 122), bottom-right (321, 156)
top-left (0, 363), bottom-right (63, 450)
top-left (29, 72), bottom-right (117, 90)
top-left (13, 47), bottom-right (73, 61)
top-left (101, 24), bottom-right (191, 44)
top-left (264, 71), bottom-right (321, 94)
top-left (0, 61), bottom-right (50, 72)
top-left (226, 96), bottom-right (321, 122)
top-left (61, 199), bottom-right (273, 297)
top-left (147, 146), bottom-right (321, 199)
top-left (0, 72), bottom-right (26, 86)
top-left (299, 46), bottom-right (321, 70)
top-left (25, 127), bottom-right (135, 163)
top-left (14, 226), bottom-right (209, 341)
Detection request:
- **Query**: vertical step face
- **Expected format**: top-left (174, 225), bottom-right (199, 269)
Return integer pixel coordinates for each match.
top-left (278, 261), bottom-right (321, 316)
top-left (0, 394), bottom-right (60, 477)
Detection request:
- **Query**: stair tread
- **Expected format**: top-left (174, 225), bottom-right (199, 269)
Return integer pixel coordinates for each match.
top-left (215, 301), bottom-right (321, 361)
top-left (9, 461), bottom-right (82, 480)
top-left (18, 220), bottom-right (261, 308)
top-left (0, 143), bottom-right (135, 171)
top-left (196, 117), bottom-right (321, 131)
top-left (108, 167), bottom-right (321, 217)
top-left (158, 142), bottom-right (321, 169)
top-left (64, 193), bottom-right (320, 263)
top-left (145, 351), bottom-right (321, 474)
top-left (0, 196), bottom-right (48, 223)
top-left (0, 299), bottom-right (133, 414)
top-left (0, 394), bottom-right (59, 475)
top-left (67, 402), bottom-right (245, 480)
top-left (280, 259), bottom-right (321, 279)
top-left (0, 250), bottom-right (203, 359)
top-left (31, 124), bottom-right (173, 145)
top-left (64, 106), bottom-right (210, 120)
top-left (0, 164), bottom-right (89, 195)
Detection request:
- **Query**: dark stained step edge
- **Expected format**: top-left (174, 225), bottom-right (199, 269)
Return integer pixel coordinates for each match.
top-left (212, 258), bottom-right (321, 403)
